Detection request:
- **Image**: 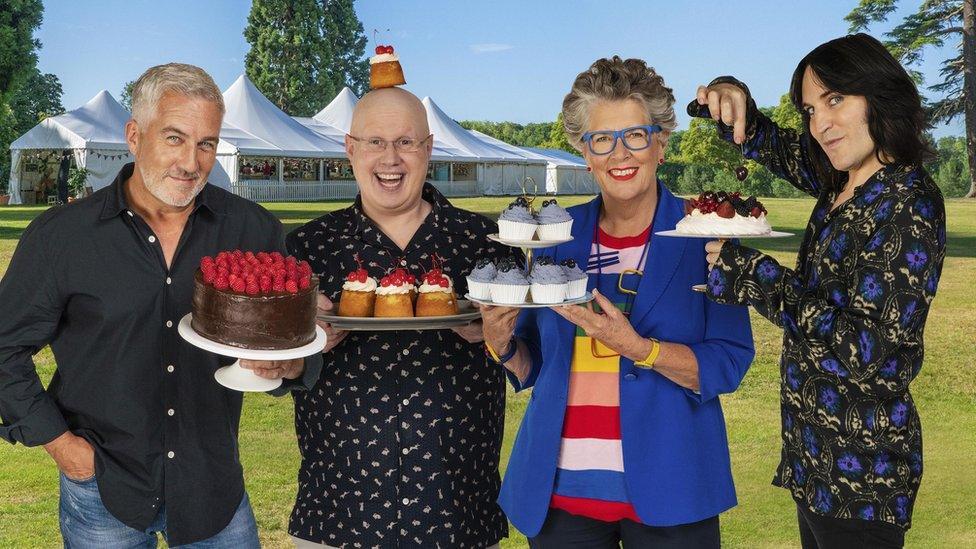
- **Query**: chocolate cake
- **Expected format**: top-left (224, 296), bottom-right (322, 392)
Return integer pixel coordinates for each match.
top-left (190, 251), bottom-right (318, 350)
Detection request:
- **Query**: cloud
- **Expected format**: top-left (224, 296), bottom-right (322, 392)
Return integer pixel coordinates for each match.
top-left (469, 43), bottom-right (514, 54)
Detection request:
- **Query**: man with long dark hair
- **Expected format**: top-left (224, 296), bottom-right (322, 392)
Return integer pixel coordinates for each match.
top-left (696, 33), bottom-right (946, 548)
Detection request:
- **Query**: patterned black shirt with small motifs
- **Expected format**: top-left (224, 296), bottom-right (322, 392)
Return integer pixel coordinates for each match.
top-left (285, 184), bottom-right (517, 548)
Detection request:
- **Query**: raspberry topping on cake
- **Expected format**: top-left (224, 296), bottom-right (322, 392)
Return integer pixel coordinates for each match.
top-left (200, 250), bottom-right (312, 295)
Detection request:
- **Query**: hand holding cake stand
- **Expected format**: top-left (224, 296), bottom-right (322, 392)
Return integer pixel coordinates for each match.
top-left (178, 314), bottom-right (327, 392)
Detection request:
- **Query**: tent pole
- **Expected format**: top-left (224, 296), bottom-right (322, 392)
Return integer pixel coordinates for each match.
top-left (278, 158), bottom-right (284, 185)
top-left (319, 160), bottom-right (324, 182)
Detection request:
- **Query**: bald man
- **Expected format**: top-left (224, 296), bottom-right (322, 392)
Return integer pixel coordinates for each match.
top-left (285, 88), bottom-right (511, 548)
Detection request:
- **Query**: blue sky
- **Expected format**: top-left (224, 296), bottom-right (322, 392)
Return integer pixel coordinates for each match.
top-left (37, 0), bottom-right (964, 138)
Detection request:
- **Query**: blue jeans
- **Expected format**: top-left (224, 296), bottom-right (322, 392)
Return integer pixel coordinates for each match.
top-left (58, 472), bottom-right (260, 548)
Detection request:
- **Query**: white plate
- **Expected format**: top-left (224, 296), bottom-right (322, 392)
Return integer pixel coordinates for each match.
top-left (655, 229), bottom-right (794, 239)
top-left (488, 234), bottom-right (573, 249)
top-left (178, 313), bottom-right (327, 392)
top-left (692, 284), bottom-right (707, 293)
top-left (464, 291), bottom-right (594, 309)
top-left (317, 300), bottom-right (482, 331)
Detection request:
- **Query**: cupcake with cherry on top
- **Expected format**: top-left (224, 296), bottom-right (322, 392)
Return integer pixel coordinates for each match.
top-left (337, 254), bottom-right (377, 317)
top-left (415, 254), bottom-right (458, 317)
top-left (375, 268), bottom-right (416, 317)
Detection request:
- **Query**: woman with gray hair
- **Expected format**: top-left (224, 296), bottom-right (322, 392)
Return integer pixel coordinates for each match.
top-left (481, 56), bottom-right (755, 547)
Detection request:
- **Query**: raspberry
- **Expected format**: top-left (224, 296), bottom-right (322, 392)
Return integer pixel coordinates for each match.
top-left (228, 274), bottom-right (239, 286)
top-left (202, 269), bottom-right (216, 284)
top-left (299, 276), bottom-right (310, 289)
top-left (230, 278), bottom-right (246, 293)
top-left (245, 282), bottom-right (259, 295)
top-left (272, 280), bottom-right (285, 292)
top-left (285, 280), bottom-right (298, 293)
top-left (230, 263), bottom-right (241, 276)
top-left (214, 276), bottom-right (229, 290)
top-left (260, 278), bottom-right (272, 293)
top-left (270, 252), bottom-right (283, 262)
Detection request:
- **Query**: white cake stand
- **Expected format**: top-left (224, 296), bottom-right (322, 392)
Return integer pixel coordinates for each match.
top-left (178, 313), bottom-right (326, 392)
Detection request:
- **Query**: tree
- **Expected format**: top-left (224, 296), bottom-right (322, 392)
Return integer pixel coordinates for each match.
top-left (9, 68), bottom-right (64, 133)
top-left (322, 0), bottom-right (369, 96)
top-left (677, 117), bottom-right (742, 171)
top-left (120, 80), bottom-right (135, 111)
top-left (770, 93), bottom-right (803, 131)
top-left (540, 112), bottom-right (576, 154)
top-left (847, 0), bottom-right (976, 197)
top-left (244, 0), bottom-right (335, 116)
top-left (0, 0), bottom-right (44, 193)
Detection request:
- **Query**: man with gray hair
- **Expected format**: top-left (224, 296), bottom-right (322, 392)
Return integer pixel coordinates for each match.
top-left (0, 63), bottom-right (320, 546)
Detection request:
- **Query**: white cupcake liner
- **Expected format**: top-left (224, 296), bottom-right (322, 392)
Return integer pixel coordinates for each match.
top-left (490, 283), bottom-right (530, 304)
top-left (498, 219), bottom-right (538, 241)
top-left (466, 277), bottom-right (492, 300)
top-left (565, 278), bottom-right (588, 300)
top-left (530, 282), bottom-right (568, 304)
top-left (536, 220), bottom-right (573, 241)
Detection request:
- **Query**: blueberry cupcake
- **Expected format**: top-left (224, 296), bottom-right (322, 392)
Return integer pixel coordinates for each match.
top-left (498, 197), bottom-right (538, 241)
top-left (560, 258), bottom-right (588, 300)
top-left (535, 198), bottom-right (573, 240)
top-left (529, 256), bottom-right (568, 304)
top-left (489, 258), bottom-right (530, 304)
top-left (466, 258), bottom-right (496, 300)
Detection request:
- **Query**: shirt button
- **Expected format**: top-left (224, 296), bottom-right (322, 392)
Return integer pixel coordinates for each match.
top-left (126, 210), bottom-right (134, 217)
top-left (624, 373), bottom-right (637, 381)
top-left (402, 398), bottom-right (410, 406)
top-left (402, 349), bottom-right (410, 356)
top-left (402, 497), bottom-right (410, 505)
top-left (165, 320), bottom-right (173, 328)
top-left (148, 235), bottom-right (156, 243)
top-left (167, 365), bottom-right (175, 373)
top-left (402, 448), bottom-right (409, 455)
top-left (167, 409), bottom-right (175, 416)
top-left (166, 277), bottom-right (172, 285)
top-left (400, 260), bottom-right (407, 266)
top-left (167, 451), bottom-right (175, 459)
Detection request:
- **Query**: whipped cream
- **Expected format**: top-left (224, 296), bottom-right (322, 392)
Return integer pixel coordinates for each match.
top-left (419, 278), bottom-right (454, 294)
top-left (369, 53), bottom-right (399, 64)
top-left (376, 283), bottom-right (412, 295)
top-left (343, 278), bottom-right (377, 292)
top-left (675, 210), bottom-right (771, 236)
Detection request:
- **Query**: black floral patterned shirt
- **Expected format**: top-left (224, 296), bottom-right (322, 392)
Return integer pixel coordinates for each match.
top-left (703, 92), bottom-right (946, 529)
top-left (285, 184), bottom-right (512, 548)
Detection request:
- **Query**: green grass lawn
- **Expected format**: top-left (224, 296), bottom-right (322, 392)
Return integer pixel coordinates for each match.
top-left (1, 196), bottom-right (974, 548)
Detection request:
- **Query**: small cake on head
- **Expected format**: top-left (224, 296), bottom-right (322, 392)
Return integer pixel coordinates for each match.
top-left (416, 254), bottom-right (458, 317)
top-left (490, 258), bottom-right (530, 305)
top-left (191, 250), bottom-right (318, 350)
top-left (498, 197), bottom-right (538, 240)
top-left (466, 258), bottom-right (496, 300)
top-left (560, 258), bottom-right (589, 300)
top-left (535, 199), bottom-right (573, 240)
top-left (529, 256), bottom-right (568, 304)
top-left (676, 191), bottom-right (771, 236)
top-left (369, 44), bottom-right (406, 89)
top-left (338, 254), bottom-right (378, 317)
top-left (374, 268), bottom-right (415, 317)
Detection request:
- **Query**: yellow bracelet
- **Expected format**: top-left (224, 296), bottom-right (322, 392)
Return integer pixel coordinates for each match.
top-left (634, 338), bottom-right (660, 369)
top-left (485, 341), bottom-right (503, 363)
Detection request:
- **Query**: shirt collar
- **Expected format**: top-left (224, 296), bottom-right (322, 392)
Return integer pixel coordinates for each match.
top-left (346, 182), bottom-right (468, 237)
top-left (99, 162), bottom-right (226, 220)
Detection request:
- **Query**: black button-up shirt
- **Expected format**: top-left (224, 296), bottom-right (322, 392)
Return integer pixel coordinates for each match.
top-left (0, 163), bottom-right (320, 545)
top-left (286, 184), bottom-right (512, 547)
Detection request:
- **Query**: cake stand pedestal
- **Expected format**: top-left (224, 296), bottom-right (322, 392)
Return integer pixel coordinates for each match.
top-left (178, 313), bottom-right (327, 392)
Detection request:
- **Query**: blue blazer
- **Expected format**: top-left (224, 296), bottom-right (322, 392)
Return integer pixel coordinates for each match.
top-left (499, 182), bottom-right (755, 535)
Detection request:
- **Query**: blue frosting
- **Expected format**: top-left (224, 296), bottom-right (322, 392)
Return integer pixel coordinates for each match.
top-left (529, 263), bottom-right (567, 284)
top-left (536, 202), bottom-right (572, 224)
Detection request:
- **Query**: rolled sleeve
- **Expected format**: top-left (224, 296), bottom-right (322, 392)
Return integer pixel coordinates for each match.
top-left (0, 215), bottom-right (69, 446)
top-left (684, 291), bottom-right (755, 403)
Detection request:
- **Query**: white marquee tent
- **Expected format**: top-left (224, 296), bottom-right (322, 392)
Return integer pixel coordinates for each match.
top-left (7, 90), bottom-right (233, 205)
top-left (469, 131), bottom-right (597, 195)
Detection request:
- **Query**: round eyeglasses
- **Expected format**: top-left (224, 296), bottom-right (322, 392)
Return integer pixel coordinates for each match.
top-left (580, 125), bottom-right (662, 156)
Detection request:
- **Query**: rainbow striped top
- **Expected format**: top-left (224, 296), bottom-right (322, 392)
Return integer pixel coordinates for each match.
top-left (550, 224), bottom-right (650, 523)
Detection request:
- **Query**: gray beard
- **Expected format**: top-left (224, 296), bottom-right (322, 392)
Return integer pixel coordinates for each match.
top-left (140, 165), bottom-right (205, 207)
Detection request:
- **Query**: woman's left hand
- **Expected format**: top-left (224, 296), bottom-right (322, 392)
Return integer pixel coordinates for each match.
top-left (551, 288), bottom-right (642, 358)
top-left (705, 239), bottom-right (726, 270)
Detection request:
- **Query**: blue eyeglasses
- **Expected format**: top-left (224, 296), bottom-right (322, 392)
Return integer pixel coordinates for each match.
top-left (581, 125), bottom-right (663, 155)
